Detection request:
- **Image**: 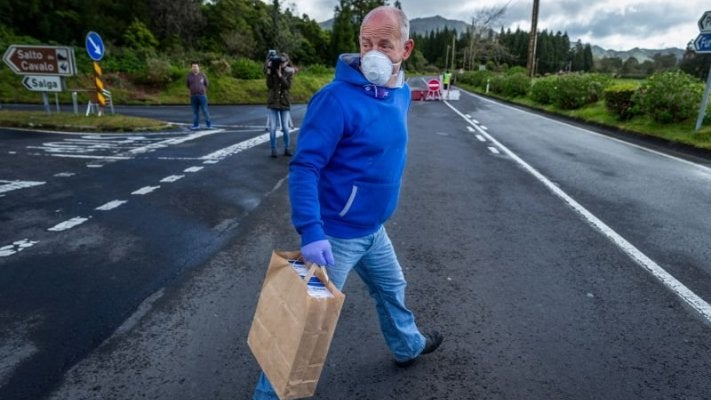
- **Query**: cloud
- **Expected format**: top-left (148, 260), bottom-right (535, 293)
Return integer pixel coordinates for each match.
top-left (280, 0), bottom-right (705, 50)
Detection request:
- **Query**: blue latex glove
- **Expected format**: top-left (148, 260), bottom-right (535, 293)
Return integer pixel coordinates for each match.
top-left (301, 239), bottom-right (335, 267)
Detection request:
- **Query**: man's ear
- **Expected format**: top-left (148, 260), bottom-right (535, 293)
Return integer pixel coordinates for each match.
top-left (402, 39), bottom-right (415, 61)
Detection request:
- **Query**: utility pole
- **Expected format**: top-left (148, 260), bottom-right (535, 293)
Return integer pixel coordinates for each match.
top-left (451, 35), bottom-right (456, 71)
top-left (526, 0), bottom-right (540, 77)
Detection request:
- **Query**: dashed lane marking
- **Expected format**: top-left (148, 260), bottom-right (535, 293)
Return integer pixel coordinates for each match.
top-left (184, 166), bottom-right (204, 173)
top-left (488, 146), bottom-right (500, 154)
top-left (96, 200), bottom-right (127, 211)
top-left (131, 186), bottom-right (160, 195)
top-left (160, 175), bottom-right (185, 183)
top-left (47, 217), bottom-right (90, 232)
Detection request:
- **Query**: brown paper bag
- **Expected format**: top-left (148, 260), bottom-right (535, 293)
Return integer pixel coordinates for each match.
top-left (248, 250), bottom-right (345, 399)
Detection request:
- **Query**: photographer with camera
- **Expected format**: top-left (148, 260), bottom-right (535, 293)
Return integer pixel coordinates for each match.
top-left (265, 52), bottom-right (294, 158)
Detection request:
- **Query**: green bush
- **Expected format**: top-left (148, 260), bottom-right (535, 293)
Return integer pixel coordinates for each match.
top-left (634, 71), bottom-right (703, 124)
top-left (604, 83), bottom-right (640, 120)
top-left (501, 72), bottom-right (531, 97)
top-left (231, 58), bottom-right (264, 79)
top-left (506, 66), bottom-right (528, 76)
top-left (210, 58), bottom-right (232, 75)
top-left (488, 74), bottom-right (506, 95)
top-left (457, 70), bottom-right (492, 89)
top-left (134, 57), bottom-right (173, 86)
top-left (530, 76), bottom-right (557, 105)
top-left (552, 73), bottom-right (607, 110)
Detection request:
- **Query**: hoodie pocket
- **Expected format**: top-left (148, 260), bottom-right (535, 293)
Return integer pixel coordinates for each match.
top-left (337, 181), bottom-right (399, 226)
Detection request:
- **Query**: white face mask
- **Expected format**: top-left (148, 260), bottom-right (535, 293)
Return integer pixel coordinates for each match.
top-left (361, 50), bottom-right (401, 86)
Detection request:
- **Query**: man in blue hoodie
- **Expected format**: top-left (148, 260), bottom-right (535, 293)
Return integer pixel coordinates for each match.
top-left (253, 5), bottom-right (443, 399)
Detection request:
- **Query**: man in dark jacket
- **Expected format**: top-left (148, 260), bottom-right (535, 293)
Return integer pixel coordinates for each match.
top-left (186, 61), bottom-right (211, 130)
top-left (266, 53), bottom-right (293, 157)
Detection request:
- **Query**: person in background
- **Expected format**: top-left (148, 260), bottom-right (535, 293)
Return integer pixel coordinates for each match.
top-left (253, 5), bottom-right (443, 399)
top-left (443, 69), bottom-right (452, 90)
top-left (186, 61), bottom-right (211, 130)
top-left (266, 53), bottom-right (293, 157)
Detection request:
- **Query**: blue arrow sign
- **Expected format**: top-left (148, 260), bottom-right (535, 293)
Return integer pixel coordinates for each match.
top-left (694, 33), bottom-right (711, 54)
top-left (85, 31), bottom-right (105, 61)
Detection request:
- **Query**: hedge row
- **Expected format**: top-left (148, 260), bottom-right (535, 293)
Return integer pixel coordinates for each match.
top-left (459, 70), bottom-right (706, 124)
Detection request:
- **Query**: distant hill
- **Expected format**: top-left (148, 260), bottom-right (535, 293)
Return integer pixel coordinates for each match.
top-left (591, 45), bottom-right (685, 62)
top-left (410, 16), bottom-right (471, 36)
top-left (318, 15), bottom-right (469, 35)
top-left (319, 16), bottom-right (684, 61)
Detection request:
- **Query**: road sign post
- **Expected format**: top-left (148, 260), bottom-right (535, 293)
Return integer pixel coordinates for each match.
top-left (85, 32), bottom-right (107, 115)
top-left (21, 75), bottom-right (63, 92)
top-left (694, 11), bottom-right (711, 131)
top-left (2, 45), bottom-right (75, 76)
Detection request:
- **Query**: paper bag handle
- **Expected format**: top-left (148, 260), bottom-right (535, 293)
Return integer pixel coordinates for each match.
top-left (304, 263), bottom-right (330, 285)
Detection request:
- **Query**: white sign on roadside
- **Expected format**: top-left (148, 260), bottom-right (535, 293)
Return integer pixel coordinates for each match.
top-left (21, 75), bottom-right (63, 92)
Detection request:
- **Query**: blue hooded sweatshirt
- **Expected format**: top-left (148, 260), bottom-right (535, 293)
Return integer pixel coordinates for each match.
top-left (289, 53), bottom-right (411, 246)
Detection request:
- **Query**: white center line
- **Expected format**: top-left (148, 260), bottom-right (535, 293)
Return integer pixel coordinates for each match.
top-left (96, 200), bottom-right (127, 211)
top-left (132, 186), bottom-right (160, 195)
top-left (48, 217), bottom-right (90, 232)
top-left (445, 100), bottom-right (711, 325)
top-left (160, 175), bottom-right (185, 183)
top-left (184, 166), bottom-right (204, 173)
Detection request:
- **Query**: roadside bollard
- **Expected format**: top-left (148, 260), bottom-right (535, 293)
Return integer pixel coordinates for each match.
top-left (72, 91), bottom-right (78, 115)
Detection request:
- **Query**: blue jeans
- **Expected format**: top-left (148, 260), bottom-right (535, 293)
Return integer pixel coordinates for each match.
top-left (267, 108), bottom-right (290, 150)
top-left (191, 95), bottom-right (211, 127)
top-left (253, 226), bottom-right (425, 399)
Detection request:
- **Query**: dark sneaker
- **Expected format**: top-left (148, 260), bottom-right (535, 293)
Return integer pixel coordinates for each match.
top-left (394, 331), bottom-right (443, 368)
top-left (284, 149), bottom-right (292, 156)
top-left (190, 125), bottom-right (199, 130)
top-left (270, 148), bottom-right (278, 158)
top-left (206, 122), bottom-right (212, 129)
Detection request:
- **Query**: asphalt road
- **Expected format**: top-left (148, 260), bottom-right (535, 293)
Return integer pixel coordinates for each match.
top-left (1, 89), bottom-right (710, 400)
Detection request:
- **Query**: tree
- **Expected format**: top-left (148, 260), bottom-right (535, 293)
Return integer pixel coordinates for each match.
top-left (149, 0), bottom-right (204, 49)
top-left (621, 57), bottom-right (640, 76)
top-left (329, 1), bottom-right (358, 61)
top-left (464, 4), bottom-right (508, 71)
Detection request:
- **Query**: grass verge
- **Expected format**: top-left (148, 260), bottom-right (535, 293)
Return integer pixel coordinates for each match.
top-left (0, 110), bottom-right (174, 132)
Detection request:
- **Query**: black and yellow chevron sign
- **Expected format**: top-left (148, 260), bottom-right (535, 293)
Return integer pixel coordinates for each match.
top-left (93, 61), bottom-right (106, 107)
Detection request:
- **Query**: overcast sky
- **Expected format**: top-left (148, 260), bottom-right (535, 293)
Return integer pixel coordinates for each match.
top-left (284, 0), bottom-right (708, 51)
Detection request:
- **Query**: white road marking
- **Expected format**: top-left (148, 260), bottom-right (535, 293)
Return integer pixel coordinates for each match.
top-left (160, 175), bottom-right (184, 183)
top-left (488, 146), bottom-right (500, 154)
top-left (54, 172), bottom-right (75, 177)
top-left (0, 180), bottom-right (45, 194)
top-left (0, 239), bottom-right (38, 257)
top-left (461, 90), bottom-right (711, 175)
top-left (466, 126), bottom-right (475, 132)
top-left (476, 135), bottom-right (486, 142)
top-left (445, 100), bottom-right (711, 325)
top-left (132, 186), bottom-right (160, 195)
top-left (95, 200), bottom-right (127, 211)
top-left (480, 125), bottom-right (488, 130)
top-left (48, 217), bottom-right (90, 232)
top-left (184, 166), bottom-right (204, 173)
top-left (200, 129), bottom-right (299, 164)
